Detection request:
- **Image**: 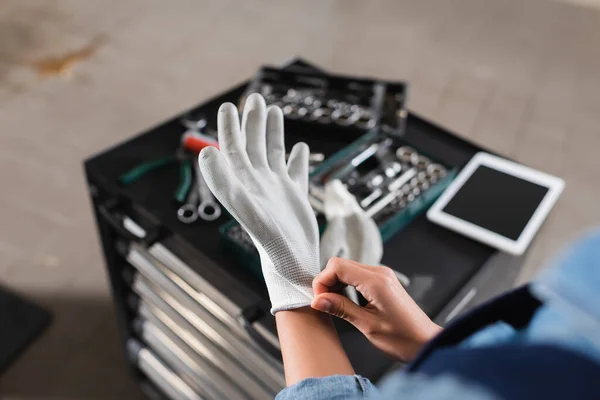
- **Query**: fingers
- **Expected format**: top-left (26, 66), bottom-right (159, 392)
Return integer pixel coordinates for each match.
top-left (312, 257), bottom-right (374, 296)
top-left (265, 105), bottom-right (286, 173)
top-left (217, 102), bottom-right (252, 171)
top-left (241, 93), bottom-right (269, 169)
top-left (312, 292), bottom-right (375, 329)
top-left (287, 142), bottom-right (309, 193)
top-left (198, 147), bottom-right (253, 228)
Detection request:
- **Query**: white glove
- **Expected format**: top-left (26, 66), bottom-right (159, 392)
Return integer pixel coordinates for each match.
top-left (319, 180), bottom-right (383, 304)
top-left (198, 94), bottom-right (320, 314)
top-left (319, 180), bottom-right (383, 267)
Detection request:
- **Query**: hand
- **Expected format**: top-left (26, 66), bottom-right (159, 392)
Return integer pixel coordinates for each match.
top-left (199, 94), bottom-right (320, 314)
top-left (311, 258), bottom-right (442, 362)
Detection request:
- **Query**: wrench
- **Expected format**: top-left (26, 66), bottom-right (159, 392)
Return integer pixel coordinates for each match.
top-left (177, 181), bottom-right (199, 224)
top-left (193, 160), bottom-right (221, 221)
top-left (366, 168), bottom-right (416, 217)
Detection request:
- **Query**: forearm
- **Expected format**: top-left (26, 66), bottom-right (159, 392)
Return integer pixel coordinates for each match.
top-left (276, 307), bottom-right (354, 386)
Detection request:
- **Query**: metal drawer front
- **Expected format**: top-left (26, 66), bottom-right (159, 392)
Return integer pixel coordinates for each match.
top-left (127, 246), bottom-right (284, 390)
top-left (134, 276), bottom-right (275, 400)
top-left (150, 243), bottom-right (242, 331)
top-left (128, 340), bottom-right (204, 400)
top-left (149, 243), bottom-right (281, 354)
top-left (140, 318), bottom-right (247, 400)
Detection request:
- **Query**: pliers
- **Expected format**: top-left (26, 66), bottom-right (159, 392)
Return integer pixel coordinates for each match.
top-left (118, 150), bottom-right (193, 203)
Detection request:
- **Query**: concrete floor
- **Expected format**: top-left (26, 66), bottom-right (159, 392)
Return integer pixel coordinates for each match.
top-left (0, 0), bottom-right (599, 398)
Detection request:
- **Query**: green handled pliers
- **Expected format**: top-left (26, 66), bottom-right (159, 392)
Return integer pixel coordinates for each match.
top-left (118, 153), bottom-right (193, 203)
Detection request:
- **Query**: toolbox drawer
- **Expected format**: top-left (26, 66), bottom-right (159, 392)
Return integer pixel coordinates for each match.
top-left (133, 275), bottom-right (277, 399)
top-left (128, 340), bottom-right (203, 400)
top-left (127, 243), bottom-right (283, 371)
top-left (126, 247), bottom-right (284, 395)
top-left (148, 242), bottom-right (280, 352)
top-left (138, 313), bottom-right (250, 400)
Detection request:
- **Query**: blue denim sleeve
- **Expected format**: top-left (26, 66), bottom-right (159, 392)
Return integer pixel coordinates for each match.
top-left (528, 229), bottom-right (600, 363)
top-left (275, 375), bottom-right (377, 400)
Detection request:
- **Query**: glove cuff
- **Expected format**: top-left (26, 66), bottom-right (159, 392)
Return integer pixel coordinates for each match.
top-left (257, 241), bottom-right (320, 314)
top-left (266, 268), bottom-right (312, 314)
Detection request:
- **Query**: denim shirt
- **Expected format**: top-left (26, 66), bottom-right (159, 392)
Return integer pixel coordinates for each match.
top-left (276, 230), bottom-right (600, 399)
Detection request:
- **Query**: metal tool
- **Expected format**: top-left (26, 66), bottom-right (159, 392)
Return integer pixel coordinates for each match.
top-left (355, 109), bottom-right (376, 130)
top-left (427, 163), bottom-right (447, 178)
top-left (296, 107), bottom-right (309, 118)
top-left (396, 146), bottom-right (417, 163)
top-left (388, 167), bottom-right (417, 192)
top-left (366, 168), bottom-right (417, 217)
top-left (282, 104), bottom-right (299, 118)
top-left (193, 161), bottom-right (221, 221)
top-left (385, 161), bottom-right (402, 178)
top-left (327, 99), bottom-right (340, 109)
top-left (180, 113), bottom-right (207, 132)
top-left (260, 84), bottom-right (273, 96)
top-left (369, 174), bottom-right (384, 187)
top-left (177, 182), bottom-right (199, 224)
top-left (333, 142), bottom-right (380, 179)
top-left (331, 108), bottom-right (357, 126)
top-left (412, 155), bottom-right (431, 169)
top-left (360, 188), bottom-right (383, 208)
top-left (311, 107), bottom-right (332, 123)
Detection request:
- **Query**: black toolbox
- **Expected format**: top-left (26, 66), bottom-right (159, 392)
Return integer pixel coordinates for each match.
top-left (84, 59), bottom-right (525, 400)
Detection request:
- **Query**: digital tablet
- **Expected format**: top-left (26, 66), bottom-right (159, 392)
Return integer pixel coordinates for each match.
top-left (427, 152), bottom-right (564, 255)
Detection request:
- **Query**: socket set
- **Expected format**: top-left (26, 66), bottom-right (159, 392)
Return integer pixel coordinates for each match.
top-left (241, 67), bottom-right (408, 132)
top-left (310, 130), bottom-right (455, 241)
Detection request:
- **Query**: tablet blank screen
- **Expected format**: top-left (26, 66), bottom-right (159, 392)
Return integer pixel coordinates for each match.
top-left (441, 165), bottom-right (549, 241)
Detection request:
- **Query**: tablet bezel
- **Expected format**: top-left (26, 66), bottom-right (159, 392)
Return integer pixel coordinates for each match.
top-left (426, 152), bottom-right (565, 255)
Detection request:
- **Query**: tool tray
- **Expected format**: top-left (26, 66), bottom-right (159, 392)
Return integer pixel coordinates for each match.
top-left (309, 129), bottom-right (457, 241)
top-left (84, 59), bottom-right (526, 398)
top-left (242, 66), bottom-right (407, 135)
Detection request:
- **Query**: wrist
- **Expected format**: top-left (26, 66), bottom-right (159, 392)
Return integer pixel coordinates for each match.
top-left (275, 307), bottom-right (354, 385)
top-left (406, 322), bottom-right (443, 361)
top-left (275, 306), bottom-right (333, 323)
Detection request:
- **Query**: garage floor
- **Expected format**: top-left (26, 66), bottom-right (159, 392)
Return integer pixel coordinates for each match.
top-left (0, 0), bottom-right (599, 398)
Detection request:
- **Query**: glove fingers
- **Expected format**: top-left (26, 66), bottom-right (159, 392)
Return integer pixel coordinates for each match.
top-left (217, 102), bottom-right (253, 173)
top-left (241, 93), bottom-right (269, 169)
top-left (265, 105), bottom-right (286, 173)
top-left (198, 147), bottom-right (255, 229)
top-left (319, 217), bottom-right (348, 268)
top-left (287, 142), bottom-right (309, 193)
top-left (344, 213), bottom-right (383, 265)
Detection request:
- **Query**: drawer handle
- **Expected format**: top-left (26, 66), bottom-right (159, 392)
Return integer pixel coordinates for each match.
top-left (98, 202), bottom-right (159, 245)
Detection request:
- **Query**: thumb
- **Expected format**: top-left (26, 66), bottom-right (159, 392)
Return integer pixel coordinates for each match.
top-left (311, 292), bottom-right (369, 327)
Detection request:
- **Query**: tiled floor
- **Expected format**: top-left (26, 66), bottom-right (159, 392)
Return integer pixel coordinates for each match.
top-left (0, 0), bottom-right (599, 398)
